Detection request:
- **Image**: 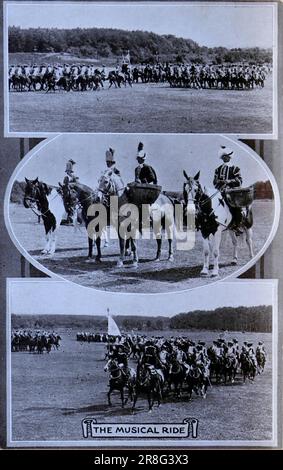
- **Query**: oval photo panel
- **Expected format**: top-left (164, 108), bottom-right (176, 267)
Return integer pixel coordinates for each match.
top-left (5, 135), bottom-right (280, 294)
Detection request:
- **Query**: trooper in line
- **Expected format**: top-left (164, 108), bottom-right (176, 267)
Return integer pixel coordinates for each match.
top-left (213, 146), bottom-right (243, 234)
top-left (135, 142), bottom-right (158, 184)
top-left (64, 159), bottom-right (78, 184)
top-left (105, 148), bottom-right (121, 176)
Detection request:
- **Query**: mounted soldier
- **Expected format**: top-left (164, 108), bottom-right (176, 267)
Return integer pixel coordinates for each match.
top-left (135, 142), bottom-right (158, 184)
top-left (213, 145), bottom-right (243, 234)
top-left (104, 148), bottom-right (121, 176)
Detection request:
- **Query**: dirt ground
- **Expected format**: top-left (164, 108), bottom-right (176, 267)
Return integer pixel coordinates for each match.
top-left (8, 76), bottom-right (273, 134)
top-left (9, 200), bottom-right (275, 293)
top-left (10, 328), bottom-right (273, 443)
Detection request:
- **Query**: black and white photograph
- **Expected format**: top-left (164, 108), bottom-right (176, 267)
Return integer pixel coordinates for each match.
top-left (7, 278), bottom-right (277, 446)
top-left (4, 1), bottom-right (277, 137)
top-left (5, 135), bottom-right (280, 293)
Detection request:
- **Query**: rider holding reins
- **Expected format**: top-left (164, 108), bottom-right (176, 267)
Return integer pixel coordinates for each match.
top-left (213, 145), bottom-right (243, 234)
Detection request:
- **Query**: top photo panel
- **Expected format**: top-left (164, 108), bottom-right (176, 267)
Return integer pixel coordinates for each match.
top-left (4, 1), bottom-right (278, 138)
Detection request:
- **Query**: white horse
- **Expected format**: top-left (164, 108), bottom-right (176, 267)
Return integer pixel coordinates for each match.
top-left (23, 178), bottom-right (66, 256)
top-left (183, 171), bottom-right (254, 277)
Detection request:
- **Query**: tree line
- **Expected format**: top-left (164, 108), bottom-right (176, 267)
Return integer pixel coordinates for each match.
top-left (10, 180), bottom-right (274, 206)
top-left (12, 305), bottom-right (272, 332)
top-left (9, 26), bottom-right (272, 64)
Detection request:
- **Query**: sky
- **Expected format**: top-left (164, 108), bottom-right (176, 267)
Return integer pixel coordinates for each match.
top-left (14, 134), bottom-right (272, 192)
top-left (7, 2), bottom-right (275, 49)
top-left (9, 279), bottom-right (276, 317)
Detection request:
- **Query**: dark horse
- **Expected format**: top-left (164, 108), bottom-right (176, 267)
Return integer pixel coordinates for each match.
top-left (132, 365), bottom-right (163, 412)
top-left (168, 357), bottom-right (186, 398)
top-left (104, 359), bottom-right (135, 408)
top-left (23, 178), bottom-right (66, 255)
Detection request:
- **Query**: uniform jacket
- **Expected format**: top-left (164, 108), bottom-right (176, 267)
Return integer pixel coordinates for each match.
top-left (135, 164), bottom-right (157, 184)
top-left (213, 164), bottom-right (242, 190)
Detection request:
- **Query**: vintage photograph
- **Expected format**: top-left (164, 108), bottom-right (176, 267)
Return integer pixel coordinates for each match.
top-left (4, 1), bottom-right (277, 136)
top-left (7, 278), bottom-right (277, 446)
top-left (5, 134), bottom-right (280, 293)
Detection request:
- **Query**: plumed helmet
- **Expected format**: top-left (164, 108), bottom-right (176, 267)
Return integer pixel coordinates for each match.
top-left (137, 142), bottom-right (146, 160)
top-left (105, 147), bottom-right (115, 163)
top-left (218, 145), bottom-right (234, 159)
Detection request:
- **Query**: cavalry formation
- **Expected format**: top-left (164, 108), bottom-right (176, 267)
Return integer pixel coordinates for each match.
top-left (102, 334), bottom-right (267, 411)
top-left (9, 62), bottom-right (270, 92)
top-left (11, 330), bottom-right (62, 353)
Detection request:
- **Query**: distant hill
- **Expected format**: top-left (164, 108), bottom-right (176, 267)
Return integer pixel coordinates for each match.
top-left (9, 26), bottom-right (272, 65)
top-left (12, 305), bottom-right (272, 332)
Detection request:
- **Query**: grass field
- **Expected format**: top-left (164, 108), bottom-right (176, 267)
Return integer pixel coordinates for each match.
top-left (8, 76), bottom-right (273, 134)
top-left (9, 200), bottom-right (275, 293)
top-left (10, 327), bottom-right (273, 443)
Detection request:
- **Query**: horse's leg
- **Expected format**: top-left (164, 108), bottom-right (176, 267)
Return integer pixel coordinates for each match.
top-left (107, 388), bottom-right (112, 406)
top-left (95, 237), bottom-right (102, 262)
top-left (120, 388), bottom-right (124, 408)
top-left (200, 237), bottom-right (210, 275)
top-left (130, 238), bottom-right (138, 268)
top-left (168, 238), bottom-right (174, 262)
top-left (117, 236), bottom-right (125, 267)
top-left (125, 238), bottom-right (131, 257)
top-left (211, 230), bottom-right (222, 277)
top-left (85, 236), bottom-right (94, 261)
top-left (155, 238), bottom-right (162, 261)
top-left (246, 228), bottom-right (254, 259)
top-left (230, 231), bottom-right (238, 265)
top-left (148, 392), bottom-right (153, 412)
top-left (44, 228), bottom-right (52, 255)
top-left (49, 230), bottom-right (56, 256)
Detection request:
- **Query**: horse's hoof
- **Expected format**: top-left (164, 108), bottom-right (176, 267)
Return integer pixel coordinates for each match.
top-left (200, 270), bottom-right (208, 276)
top-left (117, 260), bottom-right (124, 268)
top-left (155, 256), bottom-right (161, 262)
top-left (231, 260), bottom-right (238, 266)
top-left (125, 249), bottom-right (131, 257)
top-left (95, 257), bottom-right (102, 263)
top-left (85, 258), bottom-right (94, 263)
top-left (211, 272), bottom-right (219, 278)
top-left (168, 255), bottom-right (174, 262)
top-left (41, 250), bottom-right (48, 255)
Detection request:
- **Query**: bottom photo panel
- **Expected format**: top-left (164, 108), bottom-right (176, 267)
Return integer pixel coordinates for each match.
top-left (6, 279), bottom-right (278, 447)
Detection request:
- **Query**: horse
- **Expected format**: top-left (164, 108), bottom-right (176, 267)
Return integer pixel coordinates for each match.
top-left (132, 365), bottom-right (163, 412)
top-left (183, 171), bottom-right (254, 277)
top-left (168, 356), bottom-right (186, 398)
top-left (98, 171), bottom-right (175, 265)
top-left (240, 353), bottom-right (257, 383)
top-left (223, 354), bottom-right (238, 384)
top-left (23, 178), bottom-right (66, 256)
top-left (256, 348), bottom-right (266, 374)
top-left (104, 358), bottom-right (135, 408)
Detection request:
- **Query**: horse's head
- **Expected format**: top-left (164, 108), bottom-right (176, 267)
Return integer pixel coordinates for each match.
top-left (183, 170), bottom-right (202, 205)
top-left (104, 358), bottom-right (118, 373)
top-left (23, 177), bottom-right (50, 209)
top-left (98, 171), bottom-right (118, 197)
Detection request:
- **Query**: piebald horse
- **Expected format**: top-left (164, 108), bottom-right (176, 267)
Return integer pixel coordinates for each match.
top-left (23, 178), bottom-right (66, 255)
top-left (183, 171), bottom-right (254, 277)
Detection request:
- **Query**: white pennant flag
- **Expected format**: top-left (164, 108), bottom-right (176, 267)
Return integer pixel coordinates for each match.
top-left (107, 311), bottom-right (121, 336)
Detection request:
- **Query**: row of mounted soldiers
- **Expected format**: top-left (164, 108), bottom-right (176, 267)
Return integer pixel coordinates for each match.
top-left (104, 334), bottom-right (267, 400)
top-left (9, 62), bottom-right (270, 92)
top-left (11, 329), bottom-right (62, 353)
